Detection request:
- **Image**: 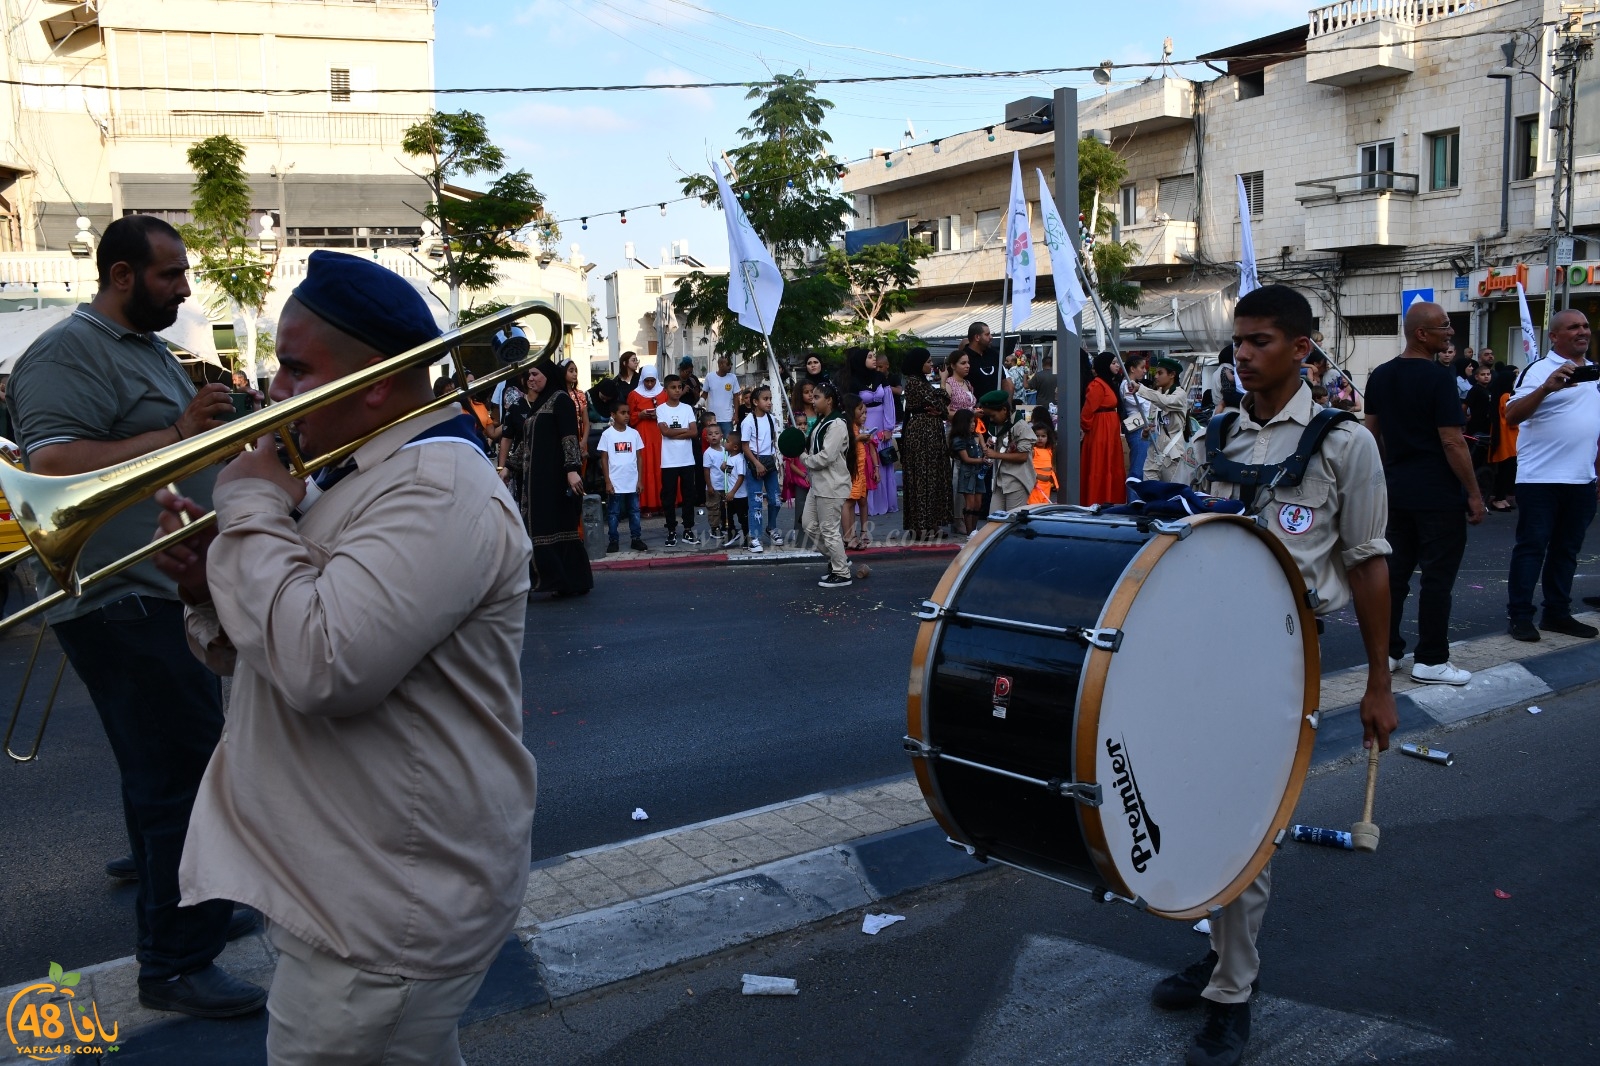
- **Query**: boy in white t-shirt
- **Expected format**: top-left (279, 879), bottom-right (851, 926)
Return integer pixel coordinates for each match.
top-left (599, 405), bottom-right (649, 554)
top-left (708, 429), bottom-right (750, 547)
top-left (657, 375), bottom-right (701, 547)
top-left (701, 424), bottom-right (728, 539)
top-left (705, 354), bottom-right (740, 434)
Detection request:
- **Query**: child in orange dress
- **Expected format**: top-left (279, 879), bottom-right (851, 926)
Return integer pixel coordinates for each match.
top-left (841, 394), bottom-right (872, 549)
top-left (1028, 408), bottom-right (1057, 506)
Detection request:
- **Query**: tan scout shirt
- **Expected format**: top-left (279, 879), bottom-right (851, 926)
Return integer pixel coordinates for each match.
top-left (1210, 382), bottom-right (1390, 616)
top-left (993, 415), bottom-right (1037, 497)
top-left (180, 408), bottom-right (537, 979)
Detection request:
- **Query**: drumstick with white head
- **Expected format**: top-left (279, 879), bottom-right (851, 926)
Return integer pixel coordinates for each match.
top-left (1351, 744), bottom-right (1381, 853)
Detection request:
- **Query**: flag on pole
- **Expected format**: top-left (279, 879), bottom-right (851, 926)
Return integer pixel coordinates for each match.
top-left (711, 162), bottom-right (783, 336)
top-left (1005, 152), bottom-right (1036, 325)
top-left (1237, 175), bottom-right (1260, 297)
top-left (1035, 169), bottom-right (1088, 333)
top-left (1516, 282), bottom-right (1540, 362)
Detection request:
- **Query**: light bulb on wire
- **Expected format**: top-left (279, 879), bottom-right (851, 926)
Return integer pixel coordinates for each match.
top-left (986, 126), bottom-right (996, 142)
top-left (659, 203), bottom-right (667, 217)
top-left (620, 210), bottom-right (627, 225)
top-left (581, 217), bottom-right (588, 230)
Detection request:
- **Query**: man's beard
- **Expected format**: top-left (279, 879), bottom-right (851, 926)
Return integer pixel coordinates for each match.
top-left (125, 272), bottom-right (182, 333)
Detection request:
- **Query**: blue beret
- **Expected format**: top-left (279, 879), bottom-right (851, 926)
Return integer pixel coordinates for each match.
top-left (290, 250), bottom-right (441, 357)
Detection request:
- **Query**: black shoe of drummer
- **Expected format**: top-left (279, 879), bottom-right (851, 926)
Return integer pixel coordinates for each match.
top-left (1152, 951), bottom-right (1257, 1010)
top-left (1186, 999), bottom-right (1251, 1066)
top-left (105, 854), bottom-right (138, 882)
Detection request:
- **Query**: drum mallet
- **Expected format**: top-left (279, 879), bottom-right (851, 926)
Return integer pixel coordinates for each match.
top-left (1351, 745), bottom-right (1382, 853)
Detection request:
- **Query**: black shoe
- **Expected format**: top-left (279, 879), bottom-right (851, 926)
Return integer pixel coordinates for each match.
top-left (681, 530), bottom-right (700, 546)
top-left (1541, 615), bottom-right (1599, 638)
top-left (630, 538), bottom-right (650, 552)
top-left (606, 540), bottom-right (619, 554)
top-left (1187, 999), bottom-right (1251, 1066)
top-left (1583, 595), bottom-right (1600, 610)
top-left (225, 905), bottom-right (260, 942)
top-left (138, 965), bottom-right (267, 1019)
top-left (664, 531), bottom-right (677, 547)
top-left (818, 573), bottom-right (853, 588)
top-left (1152, 951), bottom-right (1218, 1010)
top-left (1509, 619), bottom-right (1541, 642)
top-left (105, 854), bottom-right (138, 882)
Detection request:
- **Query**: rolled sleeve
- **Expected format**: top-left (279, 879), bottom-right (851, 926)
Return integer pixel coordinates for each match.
top-left (183, 599), bottom-right (238, 678)
top-left (1333, 426), bottom-right (1392, 570)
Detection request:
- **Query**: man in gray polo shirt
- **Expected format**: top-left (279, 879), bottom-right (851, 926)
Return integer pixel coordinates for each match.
top-left (7, 215), bottom-right (266, 1018)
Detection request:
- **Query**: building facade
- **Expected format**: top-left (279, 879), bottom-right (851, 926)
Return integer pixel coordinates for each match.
top-left (843, 0), bottom-right (1588, 383)
top-left (602, 241), bottom-right (726, 377)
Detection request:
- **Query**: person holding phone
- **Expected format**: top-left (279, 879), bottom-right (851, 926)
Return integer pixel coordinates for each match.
top-left (1502, 308), bottom-right (1600, 641)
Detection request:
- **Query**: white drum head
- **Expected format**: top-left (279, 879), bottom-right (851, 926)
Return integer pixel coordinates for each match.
top-left (1083, 517), bottom-right (1312, 916)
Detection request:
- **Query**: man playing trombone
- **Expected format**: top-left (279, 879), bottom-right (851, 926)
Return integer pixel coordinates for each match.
top-left (6, 215), bottom-right (265, 1018)
top-left (153, 251), bottom-right (539, 1065)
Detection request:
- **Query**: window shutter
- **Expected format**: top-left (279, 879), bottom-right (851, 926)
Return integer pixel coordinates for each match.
top-left (329, 68), bottom-right (351, 103)
top-left (1157, 174), bottom-right (1195, 221)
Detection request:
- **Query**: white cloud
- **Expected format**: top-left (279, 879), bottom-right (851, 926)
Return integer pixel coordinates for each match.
top-left (644, 66), bottom-right (716, 113)
top-left (461, 23), bottom-right (497, 40)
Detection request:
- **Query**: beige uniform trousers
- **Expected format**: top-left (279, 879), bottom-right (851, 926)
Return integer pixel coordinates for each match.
top-left (995, 486), bottom-right (1031, 513)
top-left (1204, 863), bottom-right (1271, 1004)
top-left (266, 926), bottom-right (490, 1066)
top-left (802, 493), bottom-right (850, 578)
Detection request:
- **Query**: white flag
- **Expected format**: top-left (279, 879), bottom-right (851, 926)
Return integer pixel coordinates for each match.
top-left (1004, 152), bottom-right (1035, 324)
top-left (1035, 169), bottom-right (1088, 333)
top-left (1237, 175), bottom-right (1259, 297)
top-left (711, 162), bottom-right (783, 336)
top-left (1516, 282), bottom-right (1539, 363)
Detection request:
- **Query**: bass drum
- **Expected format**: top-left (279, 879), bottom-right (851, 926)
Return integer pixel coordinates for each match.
top-left (905, 508), bottom-right (1319, 920)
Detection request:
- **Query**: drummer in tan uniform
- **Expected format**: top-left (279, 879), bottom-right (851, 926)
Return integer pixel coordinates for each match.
top-left (1152, 284), bottom-right (1397, 1066)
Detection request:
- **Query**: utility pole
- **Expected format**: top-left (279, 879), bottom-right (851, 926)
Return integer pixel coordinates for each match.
top-left (1053, 88), bottom-right (1082, 505)
top-left (1543, 6), bottom-right (1595, 348)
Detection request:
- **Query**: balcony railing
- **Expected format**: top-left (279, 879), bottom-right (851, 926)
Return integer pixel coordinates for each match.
top-left (1295, 171), bottom-right (1420, 200)
top-left (107, 110), bottom-right (426, 144)
top-left (1308, 0), bottom-right (1498, 38)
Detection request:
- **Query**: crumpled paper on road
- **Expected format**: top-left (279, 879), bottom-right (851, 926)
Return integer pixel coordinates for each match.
top-left (861, 913), bottom-right (905, 935)
top-left (742, 974), bottom-right (798, 995)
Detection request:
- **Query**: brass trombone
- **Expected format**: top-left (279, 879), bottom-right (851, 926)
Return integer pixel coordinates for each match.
top-left (1, 299), bottom-right (562, 762)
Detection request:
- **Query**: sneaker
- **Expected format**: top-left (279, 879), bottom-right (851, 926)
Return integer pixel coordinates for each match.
top-left (1152, 951), bottom-right (1218, 1011)
top-left (1509, 619), bottom-right (1540, 642)
top-left (1386, 653), bottom-right (1408, 672)
top-left (710, 526), bottom-right (724, 540)
top-left (630, 538), bottom-right (650, 552)
top-left (664, 531), bottom-right (677, 547)
top-left (1540, 615), bottom-right (1599, 639)
top-left (748, 540), bottom-right (764, 554)
top-left (817, 573), bottom-right (853, 588)
top-left (138, 965), bottom-right (267, 1019)
top-left (606, 540), bottom-right (619, 554)
top-left (1186, 999), bottom-right (1251, 1066)
top-left (1411, 661), bottom-right (1471, 686)
top-left (105, 854), bottom-right (138, 882)
top-left (771, 530), bottom-right (784, 547)
top-left (681, 530), bottom-right (700, 546)
top-left (723, 531), bottom-right (744, 548)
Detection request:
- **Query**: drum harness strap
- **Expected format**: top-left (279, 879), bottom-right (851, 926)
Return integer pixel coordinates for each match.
top-left (1203, 407), bottom-right (1356, 512)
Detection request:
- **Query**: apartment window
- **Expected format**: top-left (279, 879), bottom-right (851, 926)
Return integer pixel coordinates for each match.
top-left (1359, 141), bottom-right (1395, 189)
top-left (1238, 70), bottom-right (1265, 100)
top-left (1239, 172), bottom-right (1264, 217)
top-left (643, 276), bottom-right (662, 294)
top-left (1156, 174), bottom-right (1195, 221)
top-left (329, 68), bottom-right (351, 103)
top-left (1515, 115), bottom-right (1539, 180)
top-left (1119, 183), bottom-right (1137, 226)
top-left (1346, 314), bottom-right (1398, 337)
top-left (1427, 129), bottom-right (1460, 190)
top-left (974, 208), bottom-right (1003, 246)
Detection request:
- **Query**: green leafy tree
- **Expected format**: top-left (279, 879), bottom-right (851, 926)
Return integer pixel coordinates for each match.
top-left (180, 135), bottom-right (277, 382)
top-left (402, 111), bottom-right (549, 325)
top-left (824, 239), bottom-right (932, 343)
top-left (674, 72), bottom-right (858, 366)
top-left (1077, 136), bottom-right (1141, 313)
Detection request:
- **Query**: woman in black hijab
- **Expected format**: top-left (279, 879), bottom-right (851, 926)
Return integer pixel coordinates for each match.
top-left (517, 355), bottom-right (593, 596)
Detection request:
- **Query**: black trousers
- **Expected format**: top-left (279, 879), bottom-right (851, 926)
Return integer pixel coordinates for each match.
top-left (659, 465), bottom-right (697, 532)
top-left (53, 595), bottom-right (233, 982)
top-left (1507, 481), bottom-right (1598, 623)
top-left (1386, 507), bottom-right (1468, 666)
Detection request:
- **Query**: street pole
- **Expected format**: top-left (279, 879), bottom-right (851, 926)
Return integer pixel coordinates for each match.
top-left (1053, 87), bottom-right (1082, 505)
top-left (1544, 21), bottom-right (1593, 351)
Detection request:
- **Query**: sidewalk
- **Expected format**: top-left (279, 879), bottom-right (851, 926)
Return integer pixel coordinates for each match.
top-left (6, 613), bottom-right (1595, 1064)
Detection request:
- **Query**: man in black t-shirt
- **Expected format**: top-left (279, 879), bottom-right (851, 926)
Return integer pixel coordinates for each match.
top-left (955, 321), bottom-right (1012, 400)
top-left (1364, 300), bottom-right (1485, 686)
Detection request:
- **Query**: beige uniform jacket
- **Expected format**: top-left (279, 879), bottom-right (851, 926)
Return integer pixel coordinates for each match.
top-left (993, 416), bottom-right (1037, 497)
top-left (180, 409), bottom-right (538, 979)
top-left (1210, 382), bottom-right (1390, 616)
top-left (802, 416), bottom-right (852, 498)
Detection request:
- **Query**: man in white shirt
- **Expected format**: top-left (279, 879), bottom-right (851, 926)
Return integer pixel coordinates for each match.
top-left (705, 354), bottom-right (739, 435)
top-left (599, 404), bottom-right (648, 554)
top-left (656, 375), bottom-right (700, 547)
top-left (1503, 309), bottom-right (1600, 641)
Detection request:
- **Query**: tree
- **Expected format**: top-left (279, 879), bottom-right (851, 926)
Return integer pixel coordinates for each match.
top-left (1077, 136), bottom-right (1142, 314)
top-left (823, 239), bottom-right (932, 343)
top-left (402, 111), bottom-right (549, 326)
top-left (180, 135), bottom-right (277, 382)
top-left (674, 73), bottom-right (860, 366)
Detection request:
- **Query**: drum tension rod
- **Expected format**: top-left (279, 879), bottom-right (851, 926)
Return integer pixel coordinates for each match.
top-left (903, 737), bottom-right (1104, 807)
top-left (916, 601), bottom-right (1124, 652)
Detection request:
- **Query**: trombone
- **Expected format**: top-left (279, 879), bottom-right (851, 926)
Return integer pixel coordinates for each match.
top-left (1, 300), bottom-right (562, 762)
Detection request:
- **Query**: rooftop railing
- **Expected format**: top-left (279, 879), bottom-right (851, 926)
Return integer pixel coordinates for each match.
top-left (107, 110), bottom-right (427, 144)
top-left (1308, 0), bottom-right (1498, 38)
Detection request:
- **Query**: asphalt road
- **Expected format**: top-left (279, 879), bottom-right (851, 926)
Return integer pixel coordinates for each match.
top-left (0, 508), bottom-right (1585, 991)
top-left (462, 682), bottom-right (1600, 1066)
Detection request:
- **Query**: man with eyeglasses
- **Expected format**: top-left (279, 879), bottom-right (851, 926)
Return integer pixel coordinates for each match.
top-left (1363, 300), bottom-right (1484, 685)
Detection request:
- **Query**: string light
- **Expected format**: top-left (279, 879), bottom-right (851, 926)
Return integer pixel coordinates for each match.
top-left (932, 140), bottom-right (941, 154)
top-left (659, 203), bottom-right (667, 216)
top-left (581, 217), bottom-right (588, 230)
top-left (619, 210), bottom-right (627, 225)
top-left (985, 126), bottom-right (995, 141)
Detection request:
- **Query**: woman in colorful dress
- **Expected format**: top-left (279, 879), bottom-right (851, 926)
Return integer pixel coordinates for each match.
top-left (1080, 351), bottom-right (1128, 506)
top-left (841, 348), bottom-right (898, 517)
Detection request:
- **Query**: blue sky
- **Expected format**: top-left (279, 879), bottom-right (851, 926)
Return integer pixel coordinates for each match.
top-left (432, 0), bottom-right (1313, 285)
